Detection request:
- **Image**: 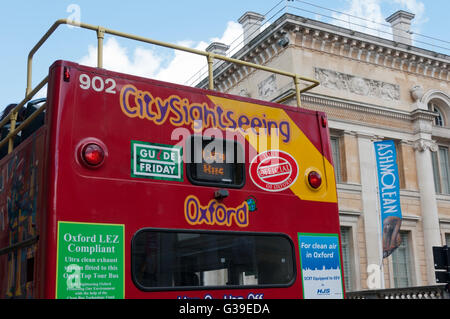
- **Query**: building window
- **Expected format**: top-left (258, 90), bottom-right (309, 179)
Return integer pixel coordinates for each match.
top-left (446, 233), bottom-right (450, 246)
top-left (428, 102), bottom-right (445, 127)
top-left (431, 146), bottom-right (450, 195)
top-left (391, 231), bottom-right (412, 288)
top-left (330, 136), bottom-right (342, 183)
top-left (340, 227), bottom-right (353, 292)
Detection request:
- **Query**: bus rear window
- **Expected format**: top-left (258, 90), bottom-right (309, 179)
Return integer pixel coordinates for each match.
top-left (131, 229), bottom-right (295, 290)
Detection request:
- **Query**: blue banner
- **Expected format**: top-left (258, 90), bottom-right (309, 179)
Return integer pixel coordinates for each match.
top-left (374, 140), bottom-right (402, 258)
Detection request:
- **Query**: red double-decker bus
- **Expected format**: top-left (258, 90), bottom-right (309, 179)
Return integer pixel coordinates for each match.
top-left (0, 20), bottom-right (343, 299)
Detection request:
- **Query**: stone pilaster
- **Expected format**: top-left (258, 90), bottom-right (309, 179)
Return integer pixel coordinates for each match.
top-left (412, 108), bottom-right (441, 285)
top-left (413, 138), bottom-right (441, 285)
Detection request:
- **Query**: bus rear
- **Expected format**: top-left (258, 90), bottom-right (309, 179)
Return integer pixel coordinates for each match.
top-left (23, 59), bottom-right (342, 299)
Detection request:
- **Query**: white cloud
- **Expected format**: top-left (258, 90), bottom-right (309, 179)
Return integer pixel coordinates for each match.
top-left (211, 21), bottom-right (244, 56)
top-left (156, 39), bottom-right (209, 85)
top-left (331, 0), bottom-right (388, 37)
top-left (78, 21), bottom-right (243, 86)
top-left (330, 0), bottom-right (426, 40)
top-left (79, 37), bottom-right (163, 78)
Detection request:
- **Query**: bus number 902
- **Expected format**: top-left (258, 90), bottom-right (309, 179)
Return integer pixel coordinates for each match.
top-left (79, 74), bottom-right (117, 94)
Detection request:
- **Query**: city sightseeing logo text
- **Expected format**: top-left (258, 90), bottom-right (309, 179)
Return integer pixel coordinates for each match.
top-left (119, 84), bottom-right (291, 143)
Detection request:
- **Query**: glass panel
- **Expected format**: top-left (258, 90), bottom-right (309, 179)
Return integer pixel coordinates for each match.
top-left (391, 232), bottom-right (411, 288)
top-left (431, 151), bottom-right (441, 194)
top-left (132, 229), bottom-right (295, 290)
top-left (186, 136), bottom-right (245, 188)
top-left (340, 227), bottom-right (352, 291)
top-left (429, 102), bottom-right (444, 127)
top-left (330, 136), bottom-right (341, 183)
top-left (438, 147), bottom-right (449, 194)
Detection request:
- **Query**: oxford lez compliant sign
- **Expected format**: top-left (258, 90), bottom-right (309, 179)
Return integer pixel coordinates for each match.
top-left (56, 221), bottom-right (125, 299)
top-left (131, 140), bottom-right (183, 181)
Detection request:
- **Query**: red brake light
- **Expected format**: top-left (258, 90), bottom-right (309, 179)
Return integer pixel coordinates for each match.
top-left (308, 171), bottom-right (322, 189)
top-left (81, 143), bottom-right (105, 167)
top-left (63, 67), bottom-right (70, 82)
top-left (321, 115), bottom-right (327, 128)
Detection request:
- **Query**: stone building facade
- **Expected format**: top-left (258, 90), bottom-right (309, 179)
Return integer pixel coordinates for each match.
top-left (199, 10), bottom-right (450, 291)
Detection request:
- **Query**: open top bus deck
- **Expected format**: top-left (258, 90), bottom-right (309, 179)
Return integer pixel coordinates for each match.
top-left (0, 19), bottom-right (343, 299)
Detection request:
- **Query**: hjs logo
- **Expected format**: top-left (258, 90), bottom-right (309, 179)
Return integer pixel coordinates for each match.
top-left (317, 288), bottom-right (330, 295)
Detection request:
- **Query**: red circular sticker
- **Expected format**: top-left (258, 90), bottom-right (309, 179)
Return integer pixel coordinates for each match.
top-left (249, 150), bottom-right (299, 192)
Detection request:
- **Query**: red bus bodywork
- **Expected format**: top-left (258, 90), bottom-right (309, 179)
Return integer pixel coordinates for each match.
top-left (0, 60), bottom-right (343, 299)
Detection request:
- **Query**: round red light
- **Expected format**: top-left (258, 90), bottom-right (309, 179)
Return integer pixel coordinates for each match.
top-left (82, 143), bottom-right (105, 166)
top-left (308, 171), bottom-right (322, 189)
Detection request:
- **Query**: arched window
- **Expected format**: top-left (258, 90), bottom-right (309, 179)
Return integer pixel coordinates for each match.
top-left (428, 102), bottom-right (445, 127)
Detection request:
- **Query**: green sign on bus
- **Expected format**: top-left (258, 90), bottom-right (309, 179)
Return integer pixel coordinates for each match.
top-left (131, 140), bottom-right (183, 182)
top-left (56, 221), bottom-right (125, 299)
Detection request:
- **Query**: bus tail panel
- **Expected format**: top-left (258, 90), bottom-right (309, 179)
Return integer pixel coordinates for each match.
top-left (6, 60), bottom-right (343, 299)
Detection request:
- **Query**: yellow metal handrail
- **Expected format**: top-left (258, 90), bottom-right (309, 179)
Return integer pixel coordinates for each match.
top-left (0, 77), bottom-right (48, 153)
top-left (27, 18), bottom-right (319, 102)
top-left (3, 18), bottom-right (320, 155)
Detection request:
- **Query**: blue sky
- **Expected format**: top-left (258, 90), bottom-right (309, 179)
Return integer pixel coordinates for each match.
top-left (1, 0), bottom-right (449, 111)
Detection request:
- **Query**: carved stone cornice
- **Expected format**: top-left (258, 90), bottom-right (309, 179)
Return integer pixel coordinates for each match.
top-left (286, 14), bottom-right (450, 81)
top-left (301, 92), bottom-right (411, 121)
top-left (198, 12), bottom-right (450, 91)
top-left (411, 109), bottom-right (437, 122)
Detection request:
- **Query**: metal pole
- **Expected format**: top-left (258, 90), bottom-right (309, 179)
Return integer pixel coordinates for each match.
top-left (294, 75), bottom-right (301, 107)
top-left (97, 27), bottom-right (105, 68)
top-left (8, 112), bottom-right (17, 154)
top-left (26, 19), bottom-right (67, 96)
top-left (207, 54), bottom-right (214, 90)
top-left (25, 19), bottom-right (320, 105)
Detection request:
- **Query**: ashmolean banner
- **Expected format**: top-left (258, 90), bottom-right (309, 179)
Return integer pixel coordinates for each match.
top-left (374, 140), bottom-right (403, 258)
